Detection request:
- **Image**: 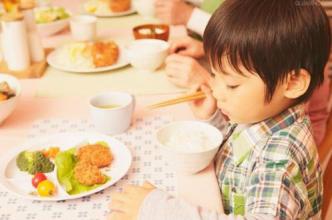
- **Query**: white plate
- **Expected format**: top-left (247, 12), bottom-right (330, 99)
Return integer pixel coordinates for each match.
top-left (83, 4), bottom-right (136, 17)
top-left (0, 132), bottom-right (132, 201)
top-left (90, 7), bottom-right (136, 17)
top-left (47, 45), bottom-right (129, 73)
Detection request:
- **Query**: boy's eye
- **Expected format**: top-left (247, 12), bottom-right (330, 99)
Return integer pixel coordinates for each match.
top-left (226, 85), bottom-right (239, 89)
top-left (210, 72), bottom-right (216, 78)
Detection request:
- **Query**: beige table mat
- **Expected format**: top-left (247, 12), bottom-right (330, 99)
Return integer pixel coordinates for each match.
top-left (36, 66), bottom-right (186, 98)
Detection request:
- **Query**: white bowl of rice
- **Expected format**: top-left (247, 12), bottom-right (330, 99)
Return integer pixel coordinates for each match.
top-left (156, 121), bottom-right (223, 174)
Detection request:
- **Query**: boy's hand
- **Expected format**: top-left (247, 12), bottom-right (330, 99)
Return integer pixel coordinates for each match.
top-left (108, 182), bottom-right (155, 220)
top-left (155, 0), bottom-right (194, 25)
top-left (190, 84), bottom-right (217, 120)
top-left (169, 37), bottom-right (205, 58)
top-left (165, 54), bottom-right (211, 88)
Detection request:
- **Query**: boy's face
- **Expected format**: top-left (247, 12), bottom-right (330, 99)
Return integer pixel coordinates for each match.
top-left (210, 58), bottom-right (292, 124)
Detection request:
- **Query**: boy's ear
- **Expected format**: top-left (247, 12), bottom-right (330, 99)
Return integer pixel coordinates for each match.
top-left (283, 69), bottom-right (311, 99)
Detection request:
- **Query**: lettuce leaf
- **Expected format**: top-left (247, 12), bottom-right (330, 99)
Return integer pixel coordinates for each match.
top-left (55, 148), bottom-right (107, 195)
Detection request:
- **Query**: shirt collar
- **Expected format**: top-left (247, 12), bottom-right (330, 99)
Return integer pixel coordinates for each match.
top-left (229, 104), bottom-right (306, 166)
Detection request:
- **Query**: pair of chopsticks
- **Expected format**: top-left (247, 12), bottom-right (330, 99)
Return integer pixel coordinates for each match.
top-left (147, 91), bottom-right (206, 109)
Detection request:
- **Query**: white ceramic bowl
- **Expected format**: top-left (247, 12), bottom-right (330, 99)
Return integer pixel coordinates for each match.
top-left (156, 121), bottom-right (223, 174)
top-left (126, 39), bottom-right (170, 71)
top-left (35, 7), bottom-right (71, 37)
top-left (37, 18), bottom-right (70, 37)
top-left (133, 0), bottom-right (155, 18)
top-left (70, 15), bottom-right (97, 42)
top-left (0, 74), bottom-right (21, 125)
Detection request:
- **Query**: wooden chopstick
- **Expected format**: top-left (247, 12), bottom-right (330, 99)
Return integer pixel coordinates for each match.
top-left (147, 91), bottom-right (206, 109)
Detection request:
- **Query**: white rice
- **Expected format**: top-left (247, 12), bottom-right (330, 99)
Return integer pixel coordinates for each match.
top-left (55, 43), bottom-right (94, 69)
top-left (163, 126), bottom-right (217, 153)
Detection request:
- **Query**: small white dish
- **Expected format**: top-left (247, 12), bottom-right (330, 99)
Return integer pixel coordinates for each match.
top-left (0, 132), bottom-right (132, 201)
top-left (89, 91), bottom-right (135, 135)
top-left (156, 121), bottom-right (223, 174)
top-left (126, 39), bottom-right (170, 71)
top-left (133, 0), bottom-right (154, 18)
top-left (0, 74), bottom-right (21, 125)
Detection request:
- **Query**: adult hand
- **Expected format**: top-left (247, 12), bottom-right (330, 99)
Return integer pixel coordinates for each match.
top-left (154, 0), bottom-right (194, 25)
top-left (170, 37), bottom-right (205, 59)
top-left (108, 182), bottom-right (155, 220)
top-left (165, 54), bottom-right (211, 88)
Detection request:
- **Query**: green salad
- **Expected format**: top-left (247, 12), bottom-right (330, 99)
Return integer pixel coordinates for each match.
top-left (34, 7), bottom-right (70, 24)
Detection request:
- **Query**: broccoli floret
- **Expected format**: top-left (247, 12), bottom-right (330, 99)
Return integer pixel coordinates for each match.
top-left (16, 151), bottom-right (34, 172)
top-left (16, 151), bottom-right (55, 175)
top-left (33, 152), bottom-right (54, 174)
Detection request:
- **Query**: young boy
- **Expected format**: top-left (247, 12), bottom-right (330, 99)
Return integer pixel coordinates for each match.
top-left (109, 0), bottom-right (331, 219)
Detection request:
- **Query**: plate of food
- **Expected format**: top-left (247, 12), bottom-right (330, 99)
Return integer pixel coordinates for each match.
top-left (47, 40), bottom-right (129, 73)
top-left (83, 0), bottom-right (136, 17)
top-left (34, 6), bottom-right (71, 37)
top-left (0, 132), bottom-right (132, 201)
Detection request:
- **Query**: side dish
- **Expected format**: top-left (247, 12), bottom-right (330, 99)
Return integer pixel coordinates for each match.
top-left (34, 7), bottom-right (70, 24)
top-left (0, 82), bottom-right (16, 102)
top-left (15, 142), bottom-right (113, 197)
top-left (55, 40), bottom-right (119, 69)
top-left (84, 0), bottom-right (131, 15)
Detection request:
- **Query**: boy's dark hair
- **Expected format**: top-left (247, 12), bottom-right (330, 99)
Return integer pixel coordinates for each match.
top-left (203, 0), bottom-right (331, 102)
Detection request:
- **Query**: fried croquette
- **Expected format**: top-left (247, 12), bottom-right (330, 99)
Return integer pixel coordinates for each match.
top-left (77, 144), bottom-right (113, 168)
top-left (91, 41), bottom-right (119, 67)
top-left (109, 0), bottom-right (130, 12)
top-left (74, 161), bottom-right (106, 186)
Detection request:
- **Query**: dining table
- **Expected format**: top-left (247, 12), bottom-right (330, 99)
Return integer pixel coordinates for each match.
top-left (0, 0), bottom-right (223, 219)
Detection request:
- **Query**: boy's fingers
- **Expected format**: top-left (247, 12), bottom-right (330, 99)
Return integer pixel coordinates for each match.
top-left (191, 84), bottom-right (213, 104)
top-left (110, 191), bottom-right (127, 203)
top-left (107, 211), bottom-right (125, 220)
top-left (123, 184), bottom-right (149, 193)
top-left (201, 84), bottom-right (212, 94)
top-left (142, 181), bottom-right (155, 189)
top-left (109, 201), bottom-right (126, 212)
top-left (189, 84), bottom-right (201, 93)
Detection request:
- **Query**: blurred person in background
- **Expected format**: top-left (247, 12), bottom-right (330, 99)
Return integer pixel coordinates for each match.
top-left (154, 0), bottom-right (224, 36)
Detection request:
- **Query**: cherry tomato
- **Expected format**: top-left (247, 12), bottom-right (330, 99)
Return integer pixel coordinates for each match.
top-left (31, 172), bottom-right (47, 188)
top-left (37, 180), bottom-right (56, 197)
